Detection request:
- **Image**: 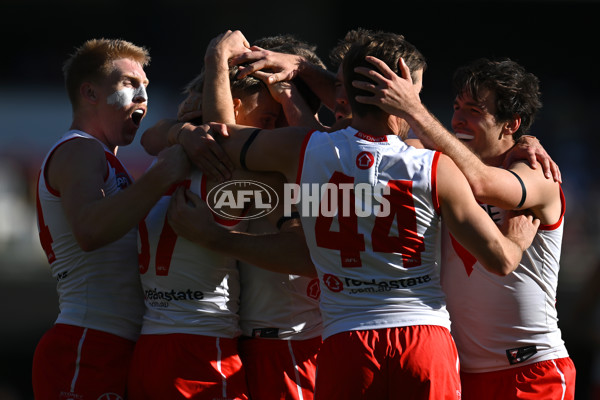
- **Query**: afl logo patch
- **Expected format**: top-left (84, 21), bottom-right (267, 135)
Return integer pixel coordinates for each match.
top-left (323, 274), bottom-right (343, 292)
top-left (356, 151), bottom-right (374, 170)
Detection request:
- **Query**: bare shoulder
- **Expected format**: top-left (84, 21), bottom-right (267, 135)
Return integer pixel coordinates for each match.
top-left (47, 137), bottom-right (107, 191)
top-left (509, 161), bottom-right (562, 223)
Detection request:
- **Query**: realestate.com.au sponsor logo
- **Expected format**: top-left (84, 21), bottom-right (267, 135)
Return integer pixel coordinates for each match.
top-left (206, 179), bottom-right (392, 220)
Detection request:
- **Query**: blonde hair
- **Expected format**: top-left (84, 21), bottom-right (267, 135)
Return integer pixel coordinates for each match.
top-left (63, 38), bottom-right (150, 110)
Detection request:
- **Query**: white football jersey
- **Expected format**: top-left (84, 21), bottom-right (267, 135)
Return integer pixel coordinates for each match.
top-left (138, 168), bottom-right (246, 338)
top-left (441, 191), bottom-right (569, 372)
top-left (238, 215), bottom-right (322, 340)
top-left (36, 130), bottom-right (144, 341)
top-left (297, 127), bottom-right (449, 340)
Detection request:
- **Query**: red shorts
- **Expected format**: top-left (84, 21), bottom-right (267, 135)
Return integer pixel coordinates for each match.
top-left (460, 357), bottom-right (576, 400)
top-left (314, 325), bottom-right (461, 400)
top-left (127, 333), bottom-right (248, 400)
top-left (32, 323), bottom-right (136, 400)
top-left (238, 335), bottom-right (321, 400)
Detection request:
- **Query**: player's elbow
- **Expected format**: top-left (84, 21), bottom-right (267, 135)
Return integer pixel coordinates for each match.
top-left (467, 177), bottom-right (490, 201)
top-left (485, 257), bottom-right (518, 277)
top-left (493, 262), bottom-right (514, 277)
top-left (73, 228), bottom-right (110, 252)
top-left (77, 237), bottom-right (102, 252)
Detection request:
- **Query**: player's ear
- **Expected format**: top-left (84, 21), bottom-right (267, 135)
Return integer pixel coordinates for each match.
top-left (232, 97), bottom-right (242, 110)
top-left (80, 82), bottom-right (97, 104)
top-left (232, 97), bottom-right (242, 119)
top-left (503, 115), bottom-right (521, 137)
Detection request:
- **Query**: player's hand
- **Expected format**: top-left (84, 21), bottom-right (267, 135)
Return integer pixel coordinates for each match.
top-left (178, 123), bottom-right (233, 182)
top-left (352, 56), bottom-right (423, 119)
top-left (205, 30), bottom-right (251, 67)
top-left (155, 144), bottom-right (191, 185)
top-left (502, 209), bottom-right (540, 252)
top-left (167, 187), bottom-right (226, 248)
top-left (503, 135), bottom-right (561, 182)
top-left (177, 91), bottom-right (203, 123)
top-left (232, 47), bottom-right (302, 84)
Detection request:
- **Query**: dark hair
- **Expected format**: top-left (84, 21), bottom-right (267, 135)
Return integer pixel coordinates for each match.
top-left (343, 32), bottom-right (426, 118)
top-left (254, 34), bottom-right (326, 114)
top-left (452, 58), bottom-right (542, 139)
top-left (329, 27), bottom-right (379, 69)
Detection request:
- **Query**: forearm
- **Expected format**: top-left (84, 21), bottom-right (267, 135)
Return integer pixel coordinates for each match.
top-left (406, 106), bottom-right (489, 192)
top-left (74, 162), bottom-right (177, 251)
top-left (481, 235), bottom-right (525, 276)
top-left (201, 228), bottom-right (316, 277)
top-left (438, 156), bottom-right (528, 277)
top-left (277, 84), bottom-right (326, 130)
top-left (297, 60), bottom-right (337, 111)
top-left (203, 57), bottom-right (236, 124)
top-left (140, 118), bottom-right (178, 155)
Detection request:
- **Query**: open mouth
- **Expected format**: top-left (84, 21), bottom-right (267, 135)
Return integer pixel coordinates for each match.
top-left (132, 109), bottom-right (145, 126)
top-left (455, 132), bottom-right (474, 140)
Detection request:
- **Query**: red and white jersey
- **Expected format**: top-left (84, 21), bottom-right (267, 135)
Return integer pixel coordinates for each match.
top-left (138, 167), bottom-right (246, 338)
top-left (441, 190), bottom-right (569, 372)
top-left (239, 216), bottom-right (322, 340)
top-left (297, 127), bottom-right (448, 340)
top-left (36, 130), bottom-right (144, 341)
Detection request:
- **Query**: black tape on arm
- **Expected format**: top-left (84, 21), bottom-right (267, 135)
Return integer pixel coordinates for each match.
top-left (240, 128), bottom-right (262, 170)
top-left (508, 169), bottom-right (527, 208)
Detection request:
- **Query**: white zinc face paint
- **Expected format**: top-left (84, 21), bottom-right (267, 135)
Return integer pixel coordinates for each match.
top-left (106, 85), bottom-right (148, 109)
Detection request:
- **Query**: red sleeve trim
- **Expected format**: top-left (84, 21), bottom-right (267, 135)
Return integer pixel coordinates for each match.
top-left (36, 171), bottom-right (56, 263)
top-left (539, 185), bottom-right (566, 231)
top-left (104, 151), bottom-right (132, 186)
top-left (431, 151), bottom-right (441, 216)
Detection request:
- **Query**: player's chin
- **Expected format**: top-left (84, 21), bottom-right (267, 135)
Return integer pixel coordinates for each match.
top-left (120, 129), bottom-right (137, 146)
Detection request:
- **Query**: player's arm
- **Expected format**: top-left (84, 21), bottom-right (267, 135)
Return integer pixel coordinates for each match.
top-left (140, 117), bottom-right (179, 155)
top-left (47, 138), bottom-right (190, 251)
top-left (233, 47), bottom-right (337, 111)
top-left (406, 106), bottom-right (560, 217)
top-left (436, 154), bottom-right (539, 276)
top-left (203, 30), bottom-right (250, 125)
top-left (404, 110), bottom-right (561, 224)
top-left (167, 184), bottom-right (316, 277)
top-left (353, 56), bottom-right (561, 220)
top-left (503, 135), bottom-right (561, 182)
top-left (264, 79), bottom-right (326, 130)
top-left (201, 123), bottom-right (311, 184)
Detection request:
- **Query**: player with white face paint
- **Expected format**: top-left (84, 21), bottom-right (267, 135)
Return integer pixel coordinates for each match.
top-left (32, 38), bottom-right (190, 400)
top-left (107, 84), bottom-right (148, 108)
